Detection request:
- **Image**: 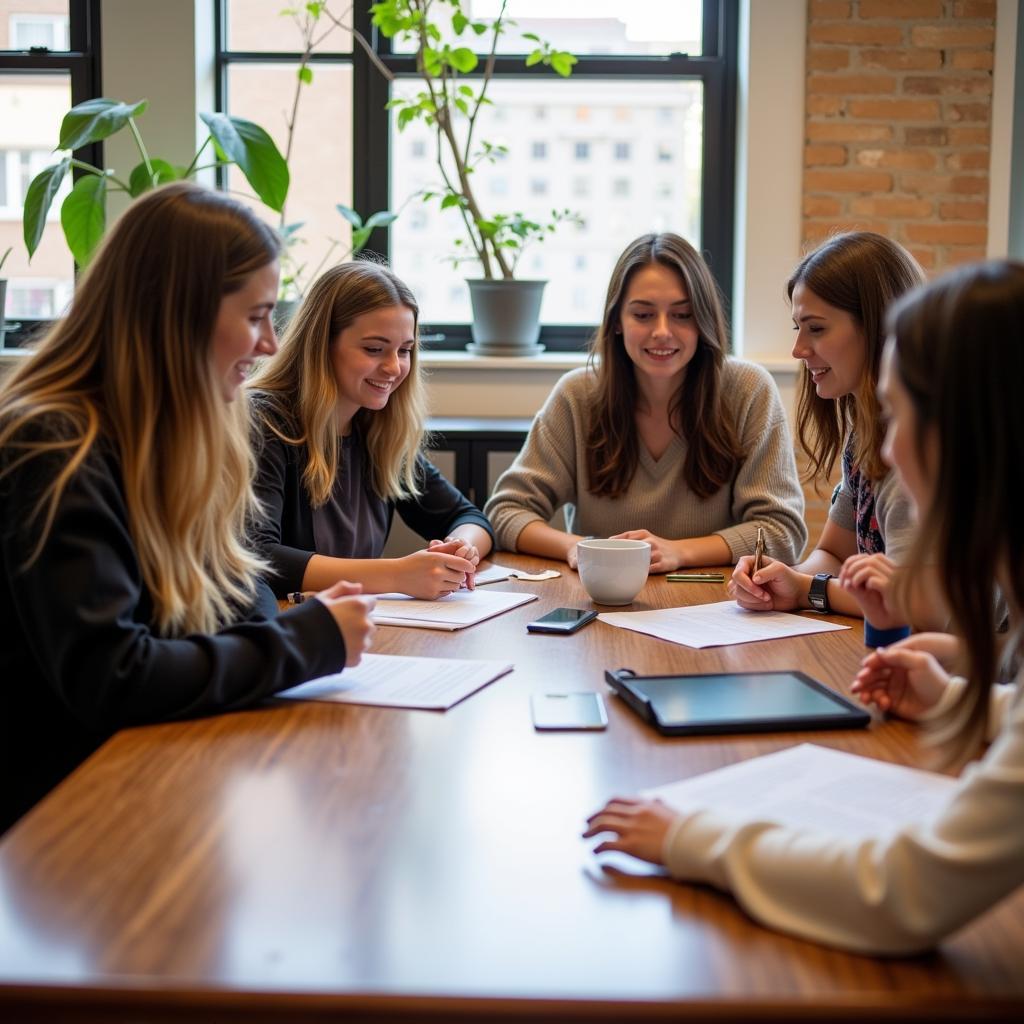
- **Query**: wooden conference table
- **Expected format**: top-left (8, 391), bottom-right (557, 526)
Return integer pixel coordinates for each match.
top-left (1, 555), bottom-right (1022, 1023)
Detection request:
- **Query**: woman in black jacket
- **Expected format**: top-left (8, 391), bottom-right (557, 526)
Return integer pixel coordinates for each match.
top-left (0, 183), bottom-right (375, 833)
top-left (249, 262), bottom-right (493, 600)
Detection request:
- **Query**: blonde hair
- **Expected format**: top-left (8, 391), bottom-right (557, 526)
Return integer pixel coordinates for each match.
top-left (249, 261), bottom-right (426, 505)
top-left (0, 182), bottom-right (280, 636)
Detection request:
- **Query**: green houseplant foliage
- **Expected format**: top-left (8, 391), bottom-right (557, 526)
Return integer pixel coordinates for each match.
top-left (370, 0), bottom-right (578, 280)
top-left (23, 98), bottom-right (289, 267)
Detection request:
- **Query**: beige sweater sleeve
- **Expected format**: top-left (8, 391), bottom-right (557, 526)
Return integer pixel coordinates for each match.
top-left (661, 682), bottom-right (1024, 955)
top-left (483, 370), bottom-right (585, 551)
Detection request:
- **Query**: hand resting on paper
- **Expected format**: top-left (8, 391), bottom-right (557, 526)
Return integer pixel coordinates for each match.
top-left (582, 797), bottom-right (678, 866)
top-left (851, 634), bottom-right (955, 720)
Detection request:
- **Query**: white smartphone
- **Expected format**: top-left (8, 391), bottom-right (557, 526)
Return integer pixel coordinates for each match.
top-left (531, 692), bottom-right (608, 731)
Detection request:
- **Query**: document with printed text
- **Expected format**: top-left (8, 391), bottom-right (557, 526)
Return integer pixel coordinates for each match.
top-left (278, 653), bottom-right (514, 710)
top-left (372, 588), bottom-right (538, 630)
top-left (599, 600), bottom-right (850, 649)
top-left (646, 743), bottom-right (956, 839)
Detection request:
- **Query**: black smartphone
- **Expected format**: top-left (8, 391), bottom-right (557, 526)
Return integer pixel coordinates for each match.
top-left (526, 607), bottom-right (598, 634)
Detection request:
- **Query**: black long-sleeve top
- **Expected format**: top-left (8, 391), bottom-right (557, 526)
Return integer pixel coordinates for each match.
top-left (251, 406), bottom-right (494, 597)
top-left (0, 437), bottom-right (347, 833)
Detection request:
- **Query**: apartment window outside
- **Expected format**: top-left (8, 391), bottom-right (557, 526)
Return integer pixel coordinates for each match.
top-left (218, 1), bottom-right (738, 350)
top-left (0, 1), bottom-right (98, 347)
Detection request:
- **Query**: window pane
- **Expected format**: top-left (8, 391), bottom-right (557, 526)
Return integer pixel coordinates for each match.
top-left (390, 78), bottom-right (703, 326)
top-left (0, 71), bottom-right (74, 332)
top-left (392, 1), bottom-right (702, 57)
top-left (2, 4), bottom-right (71, 51)
top-left (226, 0), bottom-right (351, 53)
top-left (226, 63), bottom-right (353, 299)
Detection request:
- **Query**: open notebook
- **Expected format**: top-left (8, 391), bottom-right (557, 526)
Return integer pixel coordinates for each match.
top-left (372, 588), bottom-right (538, 630)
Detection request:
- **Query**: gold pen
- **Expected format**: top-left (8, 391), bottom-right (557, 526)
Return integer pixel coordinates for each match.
top-left (753, 527), bottom-right (765, 576)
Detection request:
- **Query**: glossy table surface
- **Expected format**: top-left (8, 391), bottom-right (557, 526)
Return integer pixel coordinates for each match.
top-left (1, 556), bottom-right (1022, 1023)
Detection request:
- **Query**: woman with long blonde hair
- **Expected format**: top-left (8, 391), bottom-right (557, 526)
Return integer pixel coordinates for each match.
top-left (0, 183), bottom-right (374, 833)
top-left (249, 261), bottom-right (493, 600)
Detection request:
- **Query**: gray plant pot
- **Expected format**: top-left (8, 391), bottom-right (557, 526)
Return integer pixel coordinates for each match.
top-left (465, 278), bottom-right (546, 356)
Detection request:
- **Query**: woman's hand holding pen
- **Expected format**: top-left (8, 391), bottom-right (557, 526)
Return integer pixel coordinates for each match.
top-left (397, 546), bottom-right (477, 600)
top-left (851, 636), bottom-right (953, 720)
top-left (837, 553), bottom-right (905, 629)
top-left (428, 536), bottom-right (481, 590)
top-left (729, 555), bottom-right (807, 612)
top-left (315, 580), bottom-right (376, 667)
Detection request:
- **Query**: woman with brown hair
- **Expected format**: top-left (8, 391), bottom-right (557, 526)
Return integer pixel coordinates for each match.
top-left (731, 232), bottom-right (929, 623)
top-left (585, 260), bottom-right (1024, 955)
top-left (484, 233), bottom-right (806, 571)
top-left (0, 183), bottom-right (375, 833)
top-left (249, 261), bottom-right (493, 600)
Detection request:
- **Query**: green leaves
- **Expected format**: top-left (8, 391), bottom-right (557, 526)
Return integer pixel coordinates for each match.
top-left (336, 204), bottom-right (397, 254)
top-left (23, 159), bottom-right (70, 259)
top-left (61, 175), bottom-right (107, 267)
top-left (201, 113), bottom-right (290, 212)
top-left (298, 65), bottom-right (313, 85)
top-left (57, 98), bottom-right (148, 151)
top-left (127, 158), bottom-right (180, 198)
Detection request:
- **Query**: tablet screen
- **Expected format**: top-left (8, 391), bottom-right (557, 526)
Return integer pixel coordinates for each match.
top-left (612, 671), bottom-right (867, 733)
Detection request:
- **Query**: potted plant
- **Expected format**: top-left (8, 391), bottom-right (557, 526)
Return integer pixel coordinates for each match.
top-left (370, 0), bottom-right (579, 355)
top-left (22, 98), bottom-right (290, 268)
top-left (0, 247), bottom-right (11, 349)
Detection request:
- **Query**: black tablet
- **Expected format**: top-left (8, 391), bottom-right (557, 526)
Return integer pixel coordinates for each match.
top-left (604, 668), bottom-right (870, 736)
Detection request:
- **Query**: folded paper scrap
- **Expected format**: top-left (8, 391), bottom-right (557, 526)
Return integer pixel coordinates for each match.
top-left (474, 564), bottom-right (561, 585)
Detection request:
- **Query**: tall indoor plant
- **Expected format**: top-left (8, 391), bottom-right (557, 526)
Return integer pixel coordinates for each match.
top-left (371, 0), bottom-right (578, 354)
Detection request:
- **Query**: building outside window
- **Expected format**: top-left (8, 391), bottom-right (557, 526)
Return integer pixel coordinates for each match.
top-left (0, 1), bottom-right (97, 346)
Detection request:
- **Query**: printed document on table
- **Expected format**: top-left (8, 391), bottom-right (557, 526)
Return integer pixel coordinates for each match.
top-left (646, 744), bottom-right (956, 839)
top-left (372, 588), bottom-right (538, 630)
top-left (598, 600), bottom-right (849, 649)
top-left (278, 653), bottom-right (513, 710)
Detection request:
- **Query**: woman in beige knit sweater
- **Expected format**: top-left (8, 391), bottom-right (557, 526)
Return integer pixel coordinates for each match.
top-left (484, 233), bottom-right (807, 571)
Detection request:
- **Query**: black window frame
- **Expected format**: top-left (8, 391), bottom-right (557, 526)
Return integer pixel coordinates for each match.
top-left (0, 0), bottom-right (100, 347)
top-left (216, 1), bottom-right (738, 353)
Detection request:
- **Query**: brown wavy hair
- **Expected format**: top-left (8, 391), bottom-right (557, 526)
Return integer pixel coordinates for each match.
top-left (0, 182), bottom-right (280, 635)
top-left (585, 233), bottom-right (742, 499)
top-left (249, 261), bottom-right (426, 505)
top-left (788, 232), bottom-right (924, 487)
top-left (888, 260), bottom-right (1024, 761)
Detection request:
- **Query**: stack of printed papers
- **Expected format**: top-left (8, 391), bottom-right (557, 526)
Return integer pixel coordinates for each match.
top-left (372, 588), bottom-right (538, 630)
top-left (279, 653), bottom-right (513, 710)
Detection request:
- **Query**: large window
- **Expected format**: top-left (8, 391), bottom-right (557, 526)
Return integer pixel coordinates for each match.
top-left (217, 1), bottom-right (737, 350)
top-left (0, 1), bottom-right (99, 346)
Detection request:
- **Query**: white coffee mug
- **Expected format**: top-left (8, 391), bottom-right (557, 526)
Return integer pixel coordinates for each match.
top-left (576, 539), bottom-right (651, 606)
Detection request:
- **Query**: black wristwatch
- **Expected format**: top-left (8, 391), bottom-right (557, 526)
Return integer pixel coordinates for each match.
top-left (808, 572), bottom-right (833, 613)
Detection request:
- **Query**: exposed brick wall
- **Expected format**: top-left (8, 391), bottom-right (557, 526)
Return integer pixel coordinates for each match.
top-left (803, 0), bottom-right (996, 273)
